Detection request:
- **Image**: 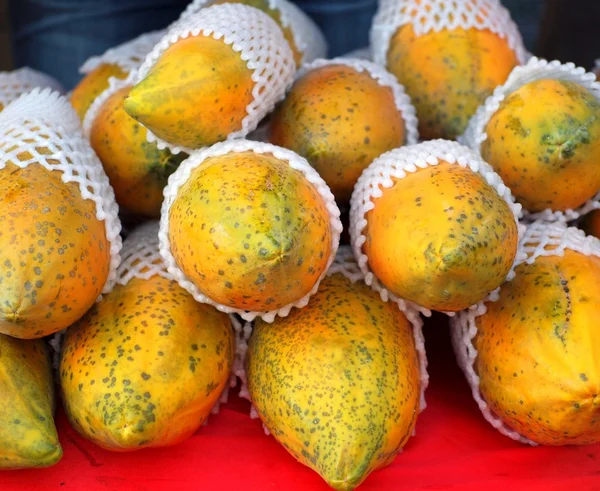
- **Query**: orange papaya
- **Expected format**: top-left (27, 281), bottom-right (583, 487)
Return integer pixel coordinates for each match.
top-left (481, 79), bottom-right (600, 212)
top-left (70, 63), bottom-right (127, 121)
top-left (60, 274), bottom-right (235, 451)
top-left (0, 334), bottom-right (62, 468)
top-left (168, 150), bottom-right (333, 313)
top-left (363, 161), bottom-right (518, 311)
top-left (0, 163), bottom-right (111, 339)
top-left (124, 35), bottom-right (255, 149)
top-left (270, 63), bottom-right (406, 205)
top-left (474, 249), bottom-right (600, 445)
top-left (90, 85), bottom-right (186, 218)
top-left (387, 24), bottom-right (518, 140)
top-left (246, 271), bottom-right (421, 490)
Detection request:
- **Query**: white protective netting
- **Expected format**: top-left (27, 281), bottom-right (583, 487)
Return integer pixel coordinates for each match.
top-left (117, 220), bottom-right (241, 417)
top-left (0, 88), bottom-right (122, 297)
top-left (370, 0), bottom-right (528, 68)
top-left (349, 139), bottom-right (526, 317)
top-left (298, 57), bottom-right (419, 146)
top-left (450, 220), bottom-right (600, 444)
top-left (461, 57), bottom-right (600, 223)
top-left (135, 3), bottom-right (296, 155)
top-left (238, 246), bottom-right (429, 437)
top-left (0, 67), bottom-right (63, 109)
top-left (175, 0), bottom-right (327, 64)
top-left (79, 30), bottom-right (166, 75)
top-left (159, 139), bottom-right (342, 322)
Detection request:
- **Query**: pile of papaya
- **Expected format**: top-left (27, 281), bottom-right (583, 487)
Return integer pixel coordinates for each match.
top-left (1, 0), bottom-right (600, 489)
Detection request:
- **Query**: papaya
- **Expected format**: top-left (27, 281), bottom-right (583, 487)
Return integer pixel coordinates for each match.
top-left (70, 63), bottom-right (127, 121)
top-left (246, 271), bottom-right (421, 490)
top-left (270, 63), bottom-right (406, 205)
top-left (60, 274), bottom-right (235, 451)
top-left (0, 163), bottom-right (111, 339)
top-left (387, 24), bottom-right (518, 140)
top-left (90, 85), bottom-right (186, 218)
top-left (124, 34), bottom-right (255, 149)
top-left (168, 150), bottom-right (333, 312)
top-left (481, 79), bottom-right (600, 212)
top-left (363, 161), bottom-right (518, 311)
top-left (211, 0), bottom-right (302, 66)
top-left (0, 334), bottom-right (62, 468)
top-left (473, 249), bottom-right (600, 445)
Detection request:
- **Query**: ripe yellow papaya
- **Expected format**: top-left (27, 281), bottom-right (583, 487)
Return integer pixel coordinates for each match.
top-left (60, 275), bottom-right (235, 451)
top-left (481, 79), bottom-right (600, 212)
top-left (0, 334), bottom-right (62, 468)
top-left (364, 161), bottom-right (518, 311)
top-left (387, 24), bottom-right (518, 140)
top-left (90, 85), bottom-right (186, 218)
top-left (0, 163), bottom-right (111, 339)
top-left (168, 150), bottom-right (333, 312)
top-left (212, 0), bottom-right (302, 66)
top-left (270, 64), bottom-right (406, 205)
top-left (70, 63), bottom-right (127, 121)
top-left (474, 249), bottom-right (600, 445)
top-left (246, 272), bottom-right (421, 490)
top-left (124, 35), bottom-right (255, 149)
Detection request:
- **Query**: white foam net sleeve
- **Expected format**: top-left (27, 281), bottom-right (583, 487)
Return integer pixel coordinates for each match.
top-left (299, 57), bottom-right (419, 145)
top-left (0, 88), bottom-right (122, 297)
top-left (237, 245), bottom-right (428, 435)
top-left (135, 3), bottom-right (296, 155)
top-left (116, 221), bottom-right (173, 285)
top-left (82, 71), bottom-right (138, 140)
top-left (370, 0), bottom-right (528, 68)
top-left (176, 0), bottom-right (327, 64)
top-left (159, 139), bottom-right (342, 322)
top-left (461, 57), bottom-right (600, 223)
top-left (450, 219), bottom-right (600, 445)
top-left (0, 67), bottom-right (64, 108)
top-left (349, 139), bottom-right (526, 318)
top-left (79, 30), bottom-right (166, 75)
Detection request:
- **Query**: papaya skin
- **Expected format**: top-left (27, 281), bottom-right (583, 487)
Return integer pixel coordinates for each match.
top-left (481, 79), bottom-right (600, 212)
top-left (387, 24), bottom-right (518, 140)
top-left (70, 63), bottom-right (127, 121)
top-left (90, 86), bottom-right (186, 218)
top-left (270, 64), bottom-right (406, 205)
top-left (60, 275), bottom-right (235, 451)
top-left (124, 35), bottom-right (255, 149)
top-left (364, 161), bottom-right (518, 312)
top-left (0, 335), bottom-right (62, 468)
top-left (211, 0), bottom-right (302, 66)
top-left (246, 273), bottom-right (421, 490)
top-left (474, 250), bottom-right (600, 445)
top-left (0, 163), bottom-right (111, 339)
top-left (169, 151), bottom-right (332, 312)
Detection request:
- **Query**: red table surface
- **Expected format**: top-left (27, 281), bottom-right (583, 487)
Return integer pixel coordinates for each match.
top-left (2, 314), bottom-right (600, 491)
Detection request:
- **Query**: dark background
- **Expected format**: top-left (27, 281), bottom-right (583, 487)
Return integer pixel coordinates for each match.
top-left (0, 0), bottom-right (599, 73)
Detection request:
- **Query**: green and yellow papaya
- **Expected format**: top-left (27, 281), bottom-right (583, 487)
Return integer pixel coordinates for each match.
top-left (481, 79), bottom-right (600, 212)
top-left (364, 161), bottom-right (518, 311)
top-left (0, 334), bottom-right (62, 468)
top-left (168, 150), bottom-right (333, 312)
top-left (246, 272), bottom-right (421, 490)
top-left (60, 274), bottom-right (235, 451)
top-left (474, 249), bottom-right (600, 445)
